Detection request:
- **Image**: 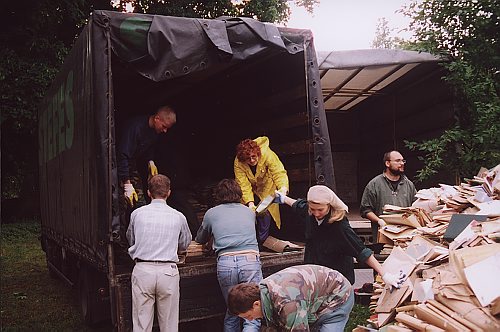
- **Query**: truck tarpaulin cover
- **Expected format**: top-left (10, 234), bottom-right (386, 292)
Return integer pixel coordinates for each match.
top-left (38, 10), bottom-right (333, 269)
top-left (102, 11), bottom-right (296, 81)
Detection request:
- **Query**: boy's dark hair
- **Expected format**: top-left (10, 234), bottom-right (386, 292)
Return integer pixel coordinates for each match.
top-left (213, 179), bottom-right (242, 205)
top-left (227, 283), bottom-right (261, 315)
top-left (148, 174), bottom-right (171, 198)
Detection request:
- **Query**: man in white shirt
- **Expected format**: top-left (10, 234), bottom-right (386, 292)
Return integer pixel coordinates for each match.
top-left (126, 174), bottom-right (191, 332)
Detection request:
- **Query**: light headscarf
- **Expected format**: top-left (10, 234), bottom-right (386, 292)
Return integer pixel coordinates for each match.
top-left (307, 185), bottom-right (349, 212)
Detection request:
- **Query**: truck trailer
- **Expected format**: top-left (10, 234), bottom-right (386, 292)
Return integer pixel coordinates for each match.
top-left (38, 10), bottom-right (335, 331)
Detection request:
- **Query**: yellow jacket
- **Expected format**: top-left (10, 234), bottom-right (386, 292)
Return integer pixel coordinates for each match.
top-left (234, 136), bottom-right (289, 228)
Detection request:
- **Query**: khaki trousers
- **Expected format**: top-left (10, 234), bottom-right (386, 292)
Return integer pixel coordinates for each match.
top-left (131, 262), bottom-right (180, 332)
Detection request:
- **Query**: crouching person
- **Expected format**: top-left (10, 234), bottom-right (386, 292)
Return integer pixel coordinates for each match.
top-left (196, 178), bottom-right (262, 331)
top-left (126, 174), bottom-right (192, 332)
top-left (228, 264), bottom-right (354, 332)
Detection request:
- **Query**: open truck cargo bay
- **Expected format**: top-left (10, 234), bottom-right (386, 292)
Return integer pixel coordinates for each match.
top-left (38, 10), bottom-right (332, 330)
top-left (318, 49), bottom-right (454, 214)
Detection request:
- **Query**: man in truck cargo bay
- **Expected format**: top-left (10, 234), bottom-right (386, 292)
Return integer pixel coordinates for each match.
top-left (117, 105), bottom-right (177, 207)
top-left (126, 174), bottom-right (191, 332)
top-left (113, 106), bottom-right (176, 241)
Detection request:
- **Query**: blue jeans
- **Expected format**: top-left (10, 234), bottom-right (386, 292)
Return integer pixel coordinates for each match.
top-left (312, 291), bottom-right (355, 332)
top-left (217, 254), bottom-right (263, 332)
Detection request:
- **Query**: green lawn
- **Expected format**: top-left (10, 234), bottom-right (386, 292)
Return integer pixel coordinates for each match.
top-left (0, 222), bottom-right (109, 331)
top-left (1, 222), bottom-right (370, 331)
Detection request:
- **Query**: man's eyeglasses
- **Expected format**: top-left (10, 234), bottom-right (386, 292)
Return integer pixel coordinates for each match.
top-left (389, 159), bottom-right (406, 164)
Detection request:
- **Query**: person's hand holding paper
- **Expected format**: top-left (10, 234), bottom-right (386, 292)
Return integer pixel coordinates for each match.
top-left (382, 270), bottom-right (406, 292)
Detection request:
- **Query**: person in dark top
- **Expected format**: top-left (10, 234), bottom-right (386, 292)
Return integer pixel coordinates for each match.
top-left (117, 106), bottom-right (176, 207)
top-left (360, 150), bottom-right (417, 243)
top-left (274, 185), bottom-right (403, 287)
top-left (113, 106), bottom-right (176, 242)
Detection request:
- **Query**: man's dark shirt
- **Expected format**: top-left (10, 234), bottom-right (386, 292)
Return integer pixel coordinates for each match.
top-left (116, 115), bottom-right (158, 182)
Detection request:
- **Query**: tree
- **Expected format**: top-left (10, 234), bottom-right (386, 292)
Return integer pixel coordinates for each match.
top-left (1, 1), bottom-right (105, 200)
top-left (131, 0), bottom-right (318, 23)
top-left (0, 0), bottom-right (317, 219)
top-left (401, 0), bottom-right (500, 182)
top-left (371, 17), bottom-right (404, 49)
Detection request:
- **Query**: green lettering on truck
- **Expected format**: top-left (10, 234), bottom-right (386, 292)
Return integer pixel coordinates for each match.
top-left (40, 70), bottom-right (74, 163)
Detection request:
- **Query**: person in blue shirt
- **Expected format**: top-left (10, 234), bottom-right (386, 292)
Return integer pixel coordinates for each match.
top-left (195, 178), bottom-right (262, 332)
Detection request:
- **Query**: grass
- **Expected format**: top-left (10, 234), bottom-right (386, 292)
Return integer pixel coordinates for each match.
top-left (1, 222), bottom-right (371, 331)
top-left (346, 304), bottom-right (371, 331)
top-left (0, 222), bottom-right (108, 331)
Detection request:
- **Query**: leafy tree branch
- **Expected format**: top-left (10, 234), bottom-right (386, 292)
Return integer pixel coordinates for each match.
top-left (402, 0), bottom-right (500, 182)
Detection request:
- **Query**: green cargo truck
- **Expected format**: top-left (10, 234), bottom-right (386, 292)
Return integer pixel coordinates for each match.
top-left (38, 10), bottom-right (335, 331)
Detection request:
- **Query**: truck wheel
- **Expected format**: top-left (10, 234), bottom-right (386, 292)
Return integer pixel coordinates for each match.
top-left (78, 265), bottom-right (109, 326)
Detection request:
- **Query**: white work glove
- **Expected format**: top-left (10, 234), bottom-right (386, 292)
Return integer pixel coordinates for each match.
top-left (382, 270), bottom-right (405, 290)
top-left (124, 183), bottom-right (138, 207)
top-left (148, 160), bottom-right (158, 179)
top-left (378, 218), bottom-right (386, 228)
top-left (273, 190), bottom-right (286, 204)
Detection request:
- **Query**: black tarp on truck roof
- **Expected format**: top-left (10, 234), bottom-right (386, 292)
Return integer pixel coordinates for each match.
top-left (39, 10), bottom-right (334, 330)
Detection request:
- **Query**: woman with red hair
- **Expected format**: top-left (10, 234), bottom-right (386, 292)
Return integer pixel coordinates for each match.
top-left (234, 136), bottom-right (289, 243)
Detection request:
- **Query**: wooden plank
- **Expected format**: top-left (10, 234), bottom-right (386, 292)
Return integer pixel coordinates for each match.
top-left (274, 140), bottom-right (312, 156)
top-left (245, 84), bottom-right (306, 112)
top-left (259, 112), bottom-right (309, 133)
top-left (116, 250), bottom-right (305, 324)
top-left (287, 168), bottom-right (313, 182)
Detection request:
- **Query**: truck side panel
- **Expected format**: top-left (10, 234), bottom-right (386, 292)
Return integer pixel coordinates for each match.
top-left (39, 23), bottom-right (109, 270)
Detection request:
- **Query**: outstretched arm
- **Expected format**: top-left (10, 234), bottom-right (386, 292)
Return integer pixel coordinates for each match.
top-left (274, 190), bottom-right (296, 207)
top-left (365, 255), bottom-right (405, 290)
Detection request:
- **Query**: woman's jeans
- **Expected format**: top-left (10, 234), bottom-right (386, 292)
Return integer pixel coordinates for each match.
top-left (217, 254), bottom-right (263, 332)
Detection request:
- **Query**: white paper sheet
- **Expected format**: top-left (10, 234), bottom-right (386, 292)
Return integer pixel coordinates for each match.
top-left (411, 278), bottom-right (434, 303)
top-left (382, 246), bottom-right (416, 280)
top-left (463, 252), bottom-right (500, 307)
top-left (476, 200), bottom-right (500, 217)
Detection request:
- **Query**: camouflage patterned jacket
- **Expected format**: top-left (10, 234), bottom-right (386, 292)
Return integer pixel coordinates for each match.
top-left (259, 264), bottom-right (351, 331)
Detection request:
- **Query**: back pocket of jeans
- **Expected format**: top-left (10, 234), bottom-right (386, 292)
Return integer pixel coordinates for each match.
top-left (217, 269), bottom-right (233, 287)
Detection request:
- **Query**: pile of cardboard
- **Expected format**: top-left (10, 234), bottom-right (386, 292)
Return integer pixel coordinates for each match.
top-left (378, 205), bottom-right (434, 254)
top-left (262, 235), bottom-right (304, 253)
top-left (412, 164), bottom-right (500, 218)
top-left (359, 164), bottom-right (500, 331)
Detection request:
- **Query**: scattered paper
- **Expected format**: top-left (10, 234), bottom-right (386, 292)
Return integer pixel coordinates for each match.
top-left (463, 252), bottom-right (500, 307)
top-left (476, 200), bottom-right (500, 217)
top-left (411, 278), bottom-right (434, 302)
top-left (449, 220), bottom-right (478, 250)
top-left (382, 246), bottom-right (416, 280)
